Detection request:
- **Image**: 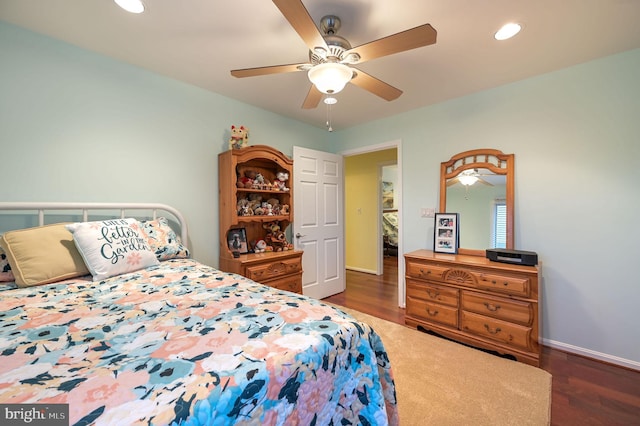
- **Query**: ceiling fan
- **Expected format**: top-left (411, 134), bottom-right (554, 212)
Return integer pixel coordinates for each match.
top-left (230, 0), bottom-right (437, 109)
top-left (447, 169), bottom-right (495, 187)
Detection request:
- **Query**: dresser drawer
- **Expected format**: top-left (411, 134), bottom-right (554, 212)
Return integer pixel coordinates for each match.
top-left (265, 273), bottom-right (302, 294)
top-left (406, 261), bottom-right (448, 282)
top-left (475, 272), bottom-right (530, 297)
top-left (245, 258), bottom-right (302, 282)
top-left (461, 311), bottom-right (533, 351)
top-left (407, 279), bottom-right (459, 307)
top-left (406, 297), bottom-right (458, 328)
top-left (462, 292), bottom-right (533, 326)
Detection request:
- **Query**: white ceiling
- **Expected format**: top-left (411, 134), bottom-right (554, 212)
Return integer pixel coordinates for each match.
top-left (1, 0), bottom-right (639, 131)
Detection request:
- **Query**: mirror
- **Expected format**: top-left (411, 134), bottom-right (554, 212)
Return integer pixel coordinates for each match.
top-left (439, 149), bottom-right (514, 255)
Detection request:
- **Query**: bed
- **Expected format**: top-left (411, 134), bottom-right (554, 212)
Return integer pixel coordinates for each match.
top-left (382, 211), bottom-right (398, 257)
top-left (0, 203), bottom-right (398, 426)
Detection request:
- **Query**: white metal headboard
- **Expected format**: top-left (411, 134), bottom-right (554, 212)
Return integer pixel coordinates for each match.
top-left (0, 202), bottom-right (188, 244)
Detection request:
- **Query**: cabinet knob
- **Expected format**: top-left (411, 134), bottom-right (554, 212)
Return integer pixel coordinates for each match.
top-left (484, 302), bottom-right (501, 312)
top-left (484, 324), bottom-right (502, 335)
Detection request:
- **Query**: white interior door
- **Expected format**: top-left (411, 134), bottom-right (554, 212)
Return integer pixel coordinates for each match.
top-left (293, 146), bottom-right (344, 299)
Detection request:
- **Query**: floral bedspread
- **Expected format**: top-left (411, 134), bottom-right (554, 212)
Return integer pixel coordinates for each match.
top-left (0, 259), bottom-right (398, 425)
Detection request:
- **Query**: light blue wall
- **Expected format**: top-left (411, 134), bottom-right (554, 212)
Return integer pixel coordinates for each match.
top-left (2, 20), bottom-right (639, 368)
top-left (0, 22), bottom-right (328, 267)
top-left (334, 48), bottom-right (640, 368)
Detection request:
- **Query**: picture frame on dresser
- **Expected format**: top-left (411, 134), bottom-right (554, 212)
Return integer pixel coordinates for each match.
top-left (434, 213), bottom-right (459, 254)
top-left (227, 228), bottom-right (249, 254)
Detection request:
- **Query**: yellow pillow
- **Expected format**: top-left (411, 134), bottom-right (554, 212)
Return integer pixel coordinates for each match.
top-left (0, 223), bottom-right (89, 287)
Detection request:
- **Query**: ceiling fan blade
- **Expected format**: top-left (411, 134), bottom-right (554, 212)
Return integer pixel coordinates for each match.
top-left (231, 63), bottom-right (307, 78)
top-left (446, 178), bottom-right (459, 187)
top-left (273, 0), bottom-right (329, 53)
top-left (350, 68), bottom-right (403, 101)
top-left (345, 24), bottom-right (437, 63)
top-left (301, 85), bottom-right (323, 109)
top-left (477, 177), bottom-right (494, 186)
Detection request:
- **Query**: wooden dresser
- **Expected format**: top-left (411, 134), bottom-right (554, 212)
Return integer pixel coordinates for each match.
top-left (404, 249), bottom-right (541, 366)
top-left (220, 250), bottom-right (302, 294)
top-left (218, 145), bottom-right (303, 294)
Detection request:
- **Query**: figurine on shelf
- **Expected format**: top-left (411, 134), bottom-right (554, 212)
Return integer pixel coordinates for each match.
top-left (262, 220), bottom-right (291, 252)
top-left (229, 125), bottom-right (249, 150)
top-left (275, 171), bottom-right (289, 191)
top-left (253, 239), bottom-right (267, 253)
top-left (265, 229), bottom-right (289, 252)
top-left (267, 198), bottom-right (280, 213)
top-left (237, 198), bottom-right (253, 216)
top-left (238, 170), bottom-right (256, 188)
top-left (251, 173), bottom-right (271, 190)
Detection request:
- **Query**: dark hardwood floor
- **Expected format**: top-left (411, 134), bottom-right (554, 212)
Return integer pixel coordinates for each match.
top-left (324, 256), bottom-right (640, 426)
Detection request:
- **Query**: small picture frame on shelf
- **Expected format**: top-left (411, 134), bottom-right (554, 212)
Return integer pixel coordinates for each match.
top-left (227, 228), bottom-right (249, 254)
top-left (434, 213), bottom-right (459, 254)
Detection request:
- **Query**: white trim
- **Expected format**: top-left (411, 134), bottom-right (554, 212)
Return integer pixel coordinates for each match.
top-left (340, 140), bottom-right (400, 157)
top-left (346, 266), bottom-right (378, 275)
top-left (339, 139), bottom-right (405, 308)
top-left (378, 161), bottom-right (397, 276)
top-left (542, 337), bottom-right (640, 371)
top-left (0, 202), bottom-right (188, 245)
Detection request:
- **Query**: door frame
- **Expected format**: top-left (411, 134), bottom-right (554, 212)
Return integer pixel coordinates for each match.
top-left (378, 161), bottom-right (397, 275)
top-left (339, 139), bottom-right (405, 308)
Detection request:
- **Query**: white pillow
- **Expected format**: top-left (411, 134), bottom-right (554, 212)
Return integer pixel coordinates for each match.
top-left (66, 218), bottom-right (159, 281)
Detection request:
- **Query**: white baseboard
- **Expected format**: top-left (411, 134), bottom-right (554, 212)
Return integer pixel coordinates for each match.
top-left (542, 337), bottom-right (640, 371)
top-left (345, 266), bottom-right (378, 275)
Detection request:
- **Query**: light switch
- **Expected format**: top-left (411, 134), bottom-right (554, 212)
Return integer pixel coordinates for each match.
top-left (421, 208), bottom-right (435, 218)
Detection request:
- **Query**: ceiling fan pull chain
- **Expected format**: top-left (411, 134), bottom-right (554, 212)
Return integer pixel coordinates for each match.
top-left (326, 97), bottom-right (334, 132)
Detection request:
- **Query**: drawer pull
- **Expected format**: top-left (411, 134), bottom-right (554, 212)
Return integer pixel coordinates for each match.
top-left (419, 268), bottom-right (432, 276)
top-left (426, 289), bottom-right (440, 299)
top-left (484, 324), bottom-right (502, 335)
top-left (426, 308), bottom-right (439, 317)
top-left (484, 302), bottom-right (501, 312)
top-left (490, 279), bottom-right (509, 286)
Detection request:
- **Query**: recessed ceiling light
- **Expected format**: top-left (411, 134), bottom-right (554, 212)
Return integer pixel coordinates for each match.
top-left (114, 0), bottom-right (145, 14)
top-left (495, 23), bottom-right (522, 41)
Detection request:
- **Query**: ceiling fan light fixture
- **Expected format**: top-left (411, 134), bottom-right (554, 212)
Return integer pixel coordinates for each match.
top-left (494, 23), bottom-right (522, 40)
top-left (114, 0), bottom-right (145, 14)
top-left (308, 63), bottom-right (353, 94)
top-left (458, 175), bottom-right (479, 186)
top-left (324, 97), bottom-right (338, 105)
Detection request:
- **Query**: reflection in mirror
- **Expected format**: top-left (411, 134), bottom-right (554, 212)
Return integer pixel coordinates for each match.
top-left (439, 149), bottom-right (514, 255)
top-left (446, 170), bottom-right (506, 249)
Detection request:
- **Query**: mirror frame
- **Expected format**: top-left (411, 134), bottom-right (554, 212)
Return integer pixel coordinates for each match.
top-left (439, 149), bottom-right (514, 256)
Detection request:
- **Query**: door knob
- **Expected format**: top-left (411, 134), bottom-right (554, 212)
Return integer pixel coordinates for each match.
top-left (295, 233), bottom-right (305, 239)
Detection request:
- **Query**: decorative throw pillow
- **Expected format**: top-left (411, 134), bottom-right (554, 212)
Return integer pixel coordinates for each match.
top-left (139, 217), bottom-right (190, 261)
top-left (0, 224), bottom-right (89, 287)
top-left (66, 218), bottom-right (159, 281)
top-left (0, 246), bottom-right (15, 282)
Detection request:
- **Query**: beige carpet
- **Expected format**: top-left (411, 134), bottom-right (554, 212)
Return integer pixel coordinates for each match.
top-left (340, 307), bottom-right (552, 425)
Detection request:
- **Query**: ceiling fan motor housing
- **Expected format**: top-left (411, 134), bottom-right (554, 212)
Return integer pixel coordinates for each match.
top-left (309, 15), bottom-right (353, 64)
